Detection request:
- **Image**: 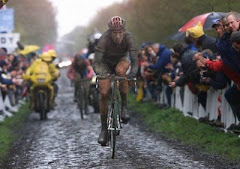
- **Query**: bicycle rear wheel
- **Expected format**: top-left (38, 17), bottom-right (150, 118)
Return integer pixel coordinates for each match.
top-left (77, 84), bottom-right (84, 119)
top-left (84, 89), bottom-right (88, 115)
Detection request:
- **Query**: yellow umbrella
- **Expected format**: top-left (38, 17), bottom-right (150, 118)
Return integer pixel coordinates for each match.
top-left (18, 45), bottom-right (40, 55)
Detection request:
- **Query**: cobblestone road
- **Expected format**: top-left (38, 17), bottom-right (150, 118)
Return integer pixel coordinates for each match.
top-left (1, 69), bottom-right (230, 169)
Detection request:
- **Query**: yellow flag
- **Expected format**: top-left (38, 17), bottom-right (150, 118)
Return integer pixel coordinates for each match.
top-left (0, 0), bottom-right (8, 8)
top-left (136, 81), bottom-right (144, 102)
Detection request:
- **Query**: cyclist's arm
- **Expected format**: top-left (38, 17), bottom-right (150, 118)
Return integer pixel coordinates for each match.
top-left (129, 50), bottom-right (138, 75)
top-left (127, 34), bottom-right (138, 75)
top-left (93, 36), bottom-right (107, 75)
top-left (93, 51), bottom-right (104, 75)
top-left (85, 60), bottom-right (94, 79)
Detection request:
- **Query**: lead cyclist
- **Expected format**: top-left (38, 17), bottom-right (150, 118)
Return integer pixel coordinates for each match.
top-left (93, 16), bottom-right (138, 146)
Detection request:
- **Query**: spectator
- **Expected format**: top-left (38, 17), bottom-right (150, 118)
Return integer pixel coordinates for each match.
top-left (186, 21), bottom-right (217, 53)
top-left (196, 12), bottom-right (240, 129)
top-left (142, 44), bottom-right (173, 106)
top-left (226, 12), bottom-right (240, 32)
top-left (0, 48), bottom-right (7, 60)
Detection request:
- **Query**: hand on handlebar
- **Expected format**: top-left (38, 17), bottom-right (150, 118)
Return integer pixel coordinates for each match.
top-left (96, 73), bottom-right (110, 78)
top-left (127, 73), bottom-right (136, 80)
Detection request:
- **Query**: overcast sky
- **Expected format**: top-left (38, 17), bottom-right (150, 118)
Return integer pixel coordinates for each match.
top-left (48, 0), bottom-right (124, 38)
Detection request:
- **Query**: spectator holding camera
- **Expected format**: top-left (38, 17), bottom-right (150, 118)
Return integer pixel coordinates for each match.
top-left (196, 12), bottom-right (240, 129)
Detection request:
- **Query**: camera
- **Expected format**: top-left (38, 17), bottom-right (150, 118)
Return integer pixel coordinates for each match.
top-left (201, 71), bottom-right (208, 77)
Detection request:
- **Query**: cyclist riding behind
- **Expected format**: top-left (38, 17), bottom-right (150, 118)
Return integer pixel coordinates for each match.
top-left (93, 16), bottom-right (138, 146)
top-left (68, 53), bottom-right (93, 102)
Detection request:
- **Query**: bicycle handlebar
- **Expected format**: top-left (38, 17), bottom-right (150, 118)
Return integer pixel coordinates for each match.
top-left (96, 75), bottom-right (136, 81)
top-left (77, 78), bottom-right (91, 82)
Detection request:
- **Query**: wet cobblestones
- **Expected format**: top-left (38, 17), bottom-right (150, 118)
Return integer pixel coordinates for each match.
top-left (1, 69), bottom-right (229, 169)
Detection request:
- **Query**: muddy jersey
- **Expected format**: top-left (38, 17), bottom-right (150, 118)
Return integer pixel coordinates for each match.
top-left (73, 59), bottom-right (90, 78)
top-left (93, 30), bottom-right (138, 75)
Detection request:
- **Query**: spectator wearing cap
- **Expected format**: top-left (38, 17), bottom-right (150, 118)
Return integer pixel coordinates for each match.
top-left (212, 19), bottom-right (224, 39)
top-left (186, 22), bottom-right (217, 53)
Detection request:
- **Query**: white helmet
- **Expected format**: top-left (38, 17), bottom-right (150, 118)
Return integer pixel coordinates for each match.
top-left (94, 33), bottom-right (102, 40)
top-left (88, 53), bottom-right (95, 60)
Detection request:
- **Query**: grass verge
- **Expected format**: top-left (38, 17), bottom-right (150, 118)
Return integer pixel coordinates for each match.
top-left (128, 95), bottom-right (240, 162)
top-left (0, 102), bottom-right (31, 162)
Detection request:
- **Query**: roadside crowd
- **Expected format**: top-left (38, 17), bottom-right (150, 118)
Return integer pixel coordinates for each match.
top-left (136, 11), bottom-right (240, 130)
top-left (0, 44), bottom-right (60, 119)
top-left (0, 47), bottom-right (28, 118)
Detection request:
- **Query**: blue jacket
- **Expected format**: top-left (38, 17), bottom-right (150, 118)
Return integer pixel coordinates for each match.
top-left (189, 43), bottom-right (198, 51)
top-left (0, 71), bottom-right (13, 85)
top-left (148, 45), bottom-right (172, 73)
top-left (217, 33), bottom-right (240, 73)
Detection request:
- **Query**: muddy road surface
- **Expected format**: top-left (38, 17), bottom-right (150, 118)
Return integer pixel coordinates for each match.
top-left (1, 69), bottom-right (234, 169)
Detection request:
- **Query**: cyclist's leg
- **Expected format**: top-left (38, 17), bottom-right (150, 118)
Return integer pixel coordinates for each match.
top-left (98, 65), bottom-right (112, 146)
top-left (98, 79), bottom-right (111, 145)
top-left (115, 59), bottom-right (130, 122)
top-left (74, 73), bottom-right (80, 102)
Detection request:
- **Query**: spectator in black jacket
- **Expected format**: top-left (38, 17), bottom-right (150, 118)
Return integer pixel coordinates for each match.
top-left (186, 21), bottom-right (217, 53)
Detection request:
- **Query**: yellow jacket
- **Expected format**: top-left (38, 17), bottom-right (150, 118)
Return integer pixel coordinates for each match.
top-left (49, 63), bottom-right (60, 81)
top-left (23, 59), bottom-right (42, 80)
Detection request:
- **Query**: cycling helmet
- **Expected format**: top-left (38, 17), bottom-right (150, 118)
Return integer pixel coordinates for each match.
top-left (108, 16), bottom-right (126, 30)
top-left (41, 52), bottom-right (52, 62)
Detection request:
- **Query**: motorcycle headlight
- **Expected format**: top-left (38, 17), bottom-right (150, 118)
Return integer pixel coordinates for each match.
top-left (37, 78), bottom-right (45, 83)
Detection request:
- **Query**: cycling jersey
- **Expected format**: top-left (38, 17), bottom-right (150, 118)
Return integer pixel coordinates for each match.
top-left (73, 59), bottom-right (91, 79)
top-left (93, 30), bottom-right (138, 75)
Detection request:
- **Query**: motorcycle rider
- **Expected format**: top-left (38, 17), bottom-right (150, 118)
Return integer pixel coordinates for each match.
top-left (23, 52), bottom-right (57, 110)
top-left (47, 49), bottom-right (60, 105)
top-left (93, 16), bottom-right (138, 146)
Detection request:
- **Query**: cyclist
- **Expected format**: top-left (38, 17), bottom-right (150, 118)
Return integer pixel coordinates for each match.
top-left (93, 16), bottom-right (138, 146)
top-left (68, 53), bottom-right (93, 101)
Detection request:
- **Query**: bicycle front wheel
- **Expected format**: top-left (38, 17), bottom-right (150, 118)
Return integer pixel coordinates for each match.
top-left (109, 110), bottom-right (117, 159)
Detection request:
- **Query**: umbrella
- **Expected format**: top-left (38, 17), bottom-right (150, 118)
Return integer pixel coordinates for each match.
top-left (18, 45), bottom-right (40, 55)
top-left (170, 12), bottom-right (226, 41)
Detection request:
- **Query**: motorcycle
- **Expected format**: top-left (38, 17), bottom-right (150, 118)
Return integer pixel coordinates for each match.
top-left (30, 64), bottom-right (54, 120)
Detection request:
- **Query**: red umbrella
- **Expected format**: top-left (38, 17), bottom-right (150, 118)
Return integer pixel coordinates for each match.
top-left (170, 12), bottom-right (226, 41)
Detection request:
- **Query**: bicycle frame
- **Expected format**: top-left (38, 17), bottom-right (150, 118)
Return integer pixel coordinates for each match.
top-left (97, 75), bottom-right (129, 158)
